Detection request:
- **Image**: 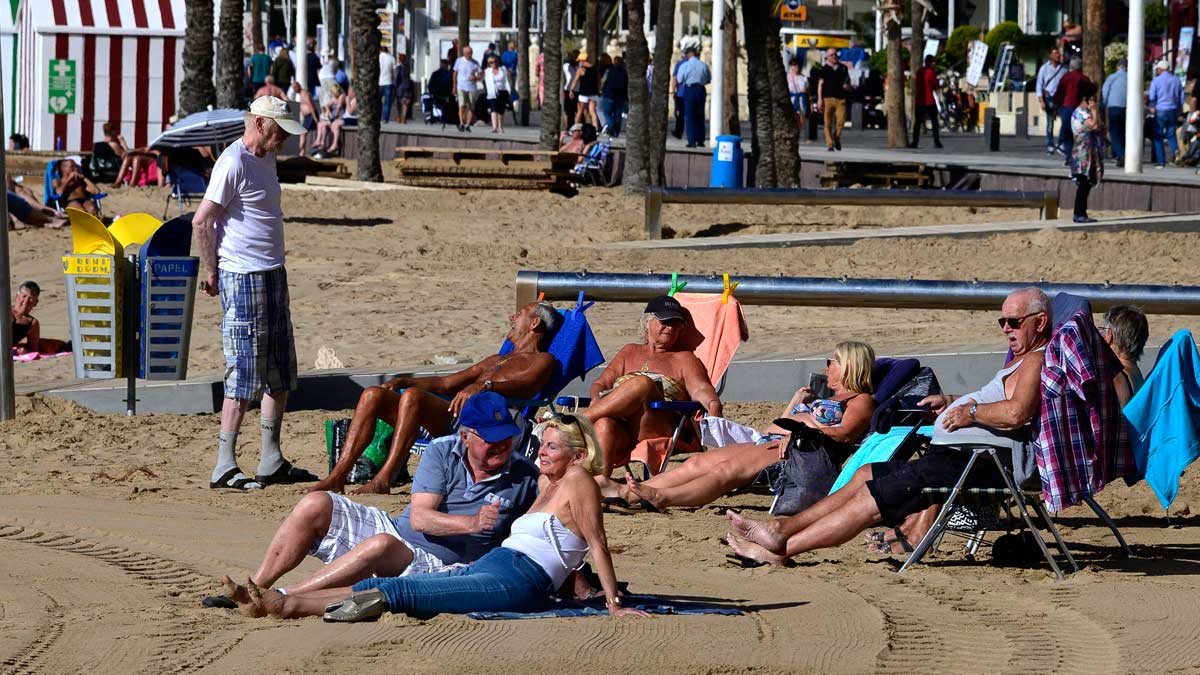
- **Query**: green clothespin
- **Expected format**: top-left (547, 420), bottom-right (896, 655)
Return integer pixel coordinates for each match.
top-left (721, 273), bottom-right (739, 304)
top-left (668, 272), bottom-right (687, 297)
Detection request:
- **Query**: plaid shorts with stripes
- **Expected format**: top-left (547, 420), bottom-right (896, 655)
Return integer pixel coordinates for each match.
top-left (310, 492), bottom-right (451, 575)
top-left (219, 267), bottom-right (298, 401)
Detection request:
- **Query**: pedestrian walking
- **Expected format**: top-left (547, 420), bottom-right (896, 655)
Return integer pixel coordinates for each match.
top-left (787, 59), bottom-right (808, 131)
top-left (1035, 48), bottom-right (1066, 154)
top-left (675, 46), bottom-right (711, 148)
top-left (817, 48), bottom-right (851, 151)
top-left (1101, 58), bottom-right (1127, 165)
top-left (1054, 57), bottom-right (1089, 158)
top-left (453, 46), bottom-right (482, 131)
top-left (1148, 60), bottom-right (1185, 168)
top-left (192, 96), bottom-right (317, 491)
top-left (1068, 81), bottom-right (1103, 223)
top-left (909, 54), bottom-right (943, 148)
top-left (379, 46), bottom-right (397, 123)
top-left (599, 55), bottom-right (629, 137)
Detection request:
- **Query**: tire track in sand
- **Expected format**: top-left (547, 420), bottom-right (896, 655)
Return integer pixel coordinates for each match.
top-left (0, 588), bottom-right (64, 675)
top-left (0, 524), bottom-right (248, 675)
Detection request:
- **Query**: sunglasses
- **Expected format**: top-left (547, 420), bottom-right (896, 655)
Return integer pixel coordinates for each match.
top-left (825, 355), bottom-right (840, 367)
top-left (997, 312), bottom-right (1042, 330)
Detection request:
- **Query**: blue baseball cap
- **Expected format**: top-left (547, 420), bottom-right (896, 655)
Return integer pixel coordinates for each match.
top-left (459, 391), bottom-right (521, 443)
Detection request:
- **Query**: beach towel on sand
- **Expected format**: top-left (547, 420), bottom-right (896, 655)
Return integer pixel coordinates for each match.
top-left (467, 594), bottom-right (743, 620)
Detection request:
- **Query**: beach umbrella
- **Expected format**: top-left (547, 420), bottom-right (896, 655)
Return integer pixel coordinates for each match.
top-left (149, 108), bottom-right (246, 148)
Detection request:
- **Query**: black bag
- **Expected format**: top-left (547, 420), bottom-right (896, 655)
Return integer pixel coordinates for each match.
top-left (870, 366), bottom-right (942, 434)
top-left (769, 419), bottom-right (840, 516)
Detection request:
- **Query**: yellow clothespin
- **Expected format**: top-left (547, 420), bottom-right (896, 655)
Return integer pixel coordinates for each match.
top-left (668, 272), bottom-right (687, 297)
top-left (721, 273), bottom-right (739, 304)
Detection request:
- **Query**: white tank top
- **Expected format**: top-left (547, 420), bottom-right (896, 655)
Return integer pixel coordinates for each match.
top-left (931, 351), bottom-right (1041, 447)
top-left (501, 512), bottom-right (589, 590)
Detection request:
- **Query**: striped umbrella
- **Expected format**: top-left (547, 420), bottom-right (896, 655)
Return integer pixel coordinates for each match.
top-left (149, 109), bottom-right (246, 148)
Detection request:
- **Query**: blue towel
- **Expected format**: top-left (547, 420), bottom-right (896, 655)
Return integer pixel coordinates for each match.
top-left (467, 594), bottom-right (743, 620)
top-left (830, 425), bottom-right (934, 493)
top-left (501, 295), bottom-right (605, 400)
top-left (1123, 330), bottom-right (1200, 509)
top-left (43, 160), bottom-right (59, 205)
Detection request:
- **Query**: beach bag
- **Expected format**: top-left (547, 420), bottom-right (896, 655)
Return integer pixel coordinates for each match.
top-left (769, 420), bottom-right (839, 516)
top-left (325, 418), bottom-right (394, 484)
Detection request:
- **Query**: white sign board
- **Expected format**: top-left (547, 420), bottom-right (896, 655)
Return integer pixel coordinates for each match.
top-left (923, 38), bottom-right (940, 60)
top-left (965, 41), bottom-right (989, 87)
top-left (1177, 27), bottom-right (1194, 82)
top-left (717, 140), bottom-right (734, 162)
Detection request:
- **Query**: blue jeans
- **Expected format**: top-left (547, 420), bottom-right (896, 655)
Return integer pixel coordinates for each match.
top-left (683, 83), bottom-right (706, 145)
top-left (1043, 99), bottom-right (1059, 148)
top-left (352, 546), bottom-right (553, 618)
top-left (1153, 109), bottom-right (1180, 165)
top-left (1106, 107), bottom-right (1125, 161)
top-left (599, 97), bottom-right (627, 137)
top-left (790, 93), bottom-right (810, 116)
top-left (380, 84), bottom-right (395, 123)
top-left (1057, 105), bottom-right (1075, 155)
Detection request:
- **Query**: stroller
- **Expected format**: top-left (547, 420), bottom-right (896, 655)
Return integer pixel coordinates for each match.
top-left (422, 93), bottom-right (458, 128)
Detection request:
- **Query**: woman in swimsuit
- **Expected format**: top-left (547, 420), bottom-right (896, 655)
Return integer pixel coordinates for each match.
top-left (52, 158), bottom-right (101, 215)
top-left (621, 341), bottom-right (876, 511)
top-left (225, 415), bottom-right (647, 621)
top-left (1099, 305), bottom-right (1149, 407)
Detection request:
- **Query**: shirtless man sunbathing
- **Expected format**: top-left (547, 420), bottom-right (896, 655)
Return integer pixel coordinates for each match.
top-left (582, 295), bottom-right (722, 497)
top-left (307, 301), bottom-right (560, 495)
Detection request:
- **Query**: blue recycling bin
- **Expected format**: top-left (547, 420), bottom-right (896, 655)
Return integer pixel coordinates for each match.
top-left (709, 135), bottom-right (743, 188)
top-left (139, 214), bottom-right (199, 379)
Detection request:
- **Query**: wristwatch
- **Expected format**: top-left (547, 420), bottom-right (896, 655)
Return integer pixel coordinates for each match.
top-left (968, 402), bottom-right (978, 421)
top-left (482, 379), bottom-right (494, 392)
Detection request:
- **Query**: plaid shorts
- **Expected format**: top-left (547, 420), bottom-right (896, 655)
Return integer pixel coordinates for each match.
top-left (310, 492), bottom-right (451, 576)
top-left (219, 267), bottom-right (298, 401)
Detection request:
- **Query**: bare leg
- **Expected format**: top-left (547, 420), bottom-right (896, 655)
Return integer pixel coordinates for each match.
top-left (307, 386), bottom-right (401, 494)
top-left (245, 579), bottom-right (351, 620)
top-left (282, 533), bottom-right (413, 595)
top-left (350, 388), bottom-right (454, 496)
top-left (726, 533), bottom-right (790, 566)
top-left (248, 492), bottom-right (334, 589)
top-left (628, 443), bottom-right (777, 509)
top-left (775, 485), bottom-right (883, 557)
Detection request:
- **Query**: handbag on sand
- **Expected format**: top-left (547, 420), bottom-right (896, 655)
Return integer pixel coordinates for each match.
top-left (768, 419), bottom-right (840, 516)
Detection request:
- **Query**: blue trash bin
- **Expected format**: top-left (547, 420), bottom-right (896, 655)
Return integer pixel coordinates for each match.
top-left (709, 135), bottom-right (743, 188)
top-left (139, 214), bottom-right (199, 380)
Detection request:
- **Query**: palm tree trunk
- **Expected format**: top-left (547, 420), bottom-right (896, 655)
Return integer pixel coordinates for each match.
top-left (721, 1), bottom-right (739, 136)
top-left (647, 0), bottom-right (676, 186)
top-left (350, 0), bottom-right (383, 181)
top-left (908, 0), bottom-right (924, 142)
top-left (1082, 0), bottom-right (1103, 84)
top-left (884, 7), bottom-right (906, 148)
top-left (763, 11), bottom-right (798, 186)
top-left (216, 0), bottom-right (245, 109)
top-left (742, 0), bottom-right (776, 185)
top-left (251, 0), bottom-right (265, 53)
top-left (458, 0), bottom-right (471, 52)
top-left (517, 0), bottom-right (532, 125)
top-left (623, 0), bottom-right (650, 192)
top-left (585, 0), bottom-right (600, 56)
top-left (179, 0), bottom-right (216, 115)
top-left (540, 0), bottom-right (565, 148)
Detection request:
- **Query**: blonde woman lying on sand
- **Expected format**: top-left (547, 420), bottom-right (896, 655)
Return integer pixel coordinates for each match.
top-left (620, 341), bottom-right (876, 512)
top-left (223, 415), bottom-right (648, 621)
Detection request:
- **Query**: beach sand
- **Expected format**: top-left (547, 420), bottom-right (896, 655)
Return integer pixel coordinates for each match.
top-left (3, 182), bottom-right (1200, 674)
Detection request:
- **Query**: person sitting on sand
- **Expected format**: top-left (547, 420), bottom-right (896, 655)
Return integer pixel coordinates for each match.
top-left (225, 413), bottom-right (648, 621)
top-left (52, 158), bottom-right (101, 214)
top-left (622, 341), bottom-right (875, 512)
top-left (12, 281), bottom-right (68, 355)
top-left (1099, 304), bottom-right (1149, 407)
top-left (7, 187), bottom-right (65, 229)
top-left (581, 295), bottom-right (722, 498)
top-left (724, 288), bottom-right (1051, 565)
top-left (211, 392), bottom-right (539, 606)
top-left (307, 301), bottom-right (560, 495)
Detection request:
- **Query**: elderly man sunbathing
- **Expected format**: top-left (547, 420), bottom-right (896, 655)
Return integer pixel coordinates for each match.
top-left (725, 288), bottom-right (1052, 565)
top-left (213, 392), bottom-right (539, 607)
top-left (583, 295), bottom-right (722, 497)
top-left (308, 301), bottom-right (561, 495)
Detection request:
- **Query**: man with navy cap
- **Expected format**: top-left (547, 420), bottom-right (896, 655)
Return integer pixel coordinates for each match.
top-left (211, 391), bottom-right (539, 606)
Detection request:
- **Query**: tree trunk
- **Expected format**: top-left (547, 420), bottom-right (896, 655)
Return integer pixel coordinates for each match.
top-left (540, 0), bottom-right (565, 148)
top-left (721, 1), bottom-right (740, 136)
top-left (1082, 0), bottom-right (1103, 85)
top-left (216, 0), bottom-right (244, 109)
top-left (518, 0), bottom-right (532, 125)
top-left (908, 0), bottom-right (924, 141)
top-left (763, 10), bottom-right (798, 186)
top-left (623, 0), bottom-right (650, 193)
top-left (251, 0), bottom-right (265, 53)
top-left (885, 11), bottom-right (906, 148)
top-left (350, 0), bottom-right (383, 181)
top-left (458, 0), bottom-right (471, 53)
top-left (742, 0), bottom-right (776, 185)
top-left (585, 0), bottom-right (601, 57)
top-left (179, 0), bottom-right (216, 115)
top-left (647, 0), bottom-right (676, 186)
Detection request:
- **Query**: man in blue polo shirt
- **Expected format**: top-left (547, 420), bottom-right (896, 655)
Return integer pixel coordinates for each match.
top-left (210, 392), bottom-right (538, 605)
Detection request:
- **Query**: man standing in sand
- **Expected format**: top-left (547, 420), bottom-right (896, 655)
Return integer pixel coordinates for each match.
top-left (193, 96), bottom-right (318, 491)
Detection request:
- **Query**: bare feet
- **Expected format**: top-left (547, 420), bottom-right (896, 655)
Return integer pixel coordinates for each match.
top-left (220, 574), bottom-right (252, 604)
top-left (625, 476), bottom-right (666, 512)
top-left (596, 475), bottom-right (623, 500)
top-left (304, 476), bottom-right (346, 495)
top-left (725, 510), bottom-right (786, 554)
top-left (726, 532), bottom-right (790, 566)
top-left (246, 579), bottom-right (289, 619)
top-left (350, 477), bottom-right (392, 496)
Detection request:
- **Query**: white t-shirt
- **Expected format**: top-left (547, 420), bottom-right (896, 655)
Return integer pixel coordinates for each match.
top-left (454, 57), bottom-right (480, 92)
top-left (379, 52), bottom-right (396, 86)
top-left (203, 139), bottom-right (286, 274)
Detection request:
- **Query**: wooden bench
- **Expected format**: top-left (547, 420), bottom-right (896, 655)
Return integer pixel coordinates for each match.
top-left (393, 146), bottom-right (579, 192)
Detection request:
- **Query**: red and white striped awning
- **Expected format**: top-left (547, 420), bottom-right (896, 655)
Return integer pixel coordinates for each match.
top-left (18, 0), bottom-right (187, 151)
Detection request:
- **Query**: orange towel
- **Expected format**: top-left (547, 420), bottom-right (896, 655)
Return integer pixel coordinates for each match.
top-left (672, 292), bottom-right (749, 385)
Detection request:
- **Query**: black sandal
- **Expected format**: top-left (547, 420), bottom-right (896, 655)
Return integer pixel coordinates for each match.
top-left (210, 468), bottom-right (263, 490)
top-left (255, 461), bottom-right (319, 485)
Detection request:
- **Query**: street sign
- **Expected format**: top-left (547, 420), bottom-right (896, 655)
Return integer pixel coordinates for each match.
top-left (780, 0), bottom-right (807, 21)
top-left (48, 59), bottom-right (76, 115)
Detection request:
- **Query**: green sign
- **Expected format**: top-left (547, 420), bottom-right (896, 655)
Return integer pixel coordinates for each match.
top-left (48, 58), bottom-right (76, 115)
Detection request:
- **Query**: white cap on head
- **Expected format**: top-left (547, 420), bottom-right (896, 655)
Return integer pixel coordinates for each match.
top-left (249, 96), bottom-right (305, 135)
top-left (1155, 60), bottom-right (1169, 72)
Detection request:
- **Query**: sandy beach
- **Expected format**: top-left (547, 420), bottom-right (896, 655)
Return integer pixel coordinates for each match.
top-left (3, 180), bottom-right (1200, 674)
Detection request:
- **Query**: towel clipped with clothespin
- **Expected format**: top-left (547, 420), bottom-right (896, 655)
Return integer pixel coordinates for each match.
top-left (673, 274), bottom-right (748, 384)
top-left (667, 272), bottom-right (687, 297)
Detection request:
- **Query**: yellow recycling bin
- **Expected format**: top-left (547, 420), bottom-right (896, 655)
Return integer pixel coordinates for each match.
top-left (62, 208), bottom-right (129, 379)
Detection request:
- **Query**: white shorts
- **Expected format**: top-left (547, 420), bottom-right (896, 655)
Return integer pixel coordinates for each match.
top-left (578, 94), bottom-right (594, 103)
top-left (310, 492), bottom-right (450, 576)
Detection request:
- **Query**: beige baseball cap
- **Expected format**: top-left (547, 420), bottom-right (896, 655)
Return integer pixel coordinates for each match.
top-left (249, 96), bottom-right (306, 135)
